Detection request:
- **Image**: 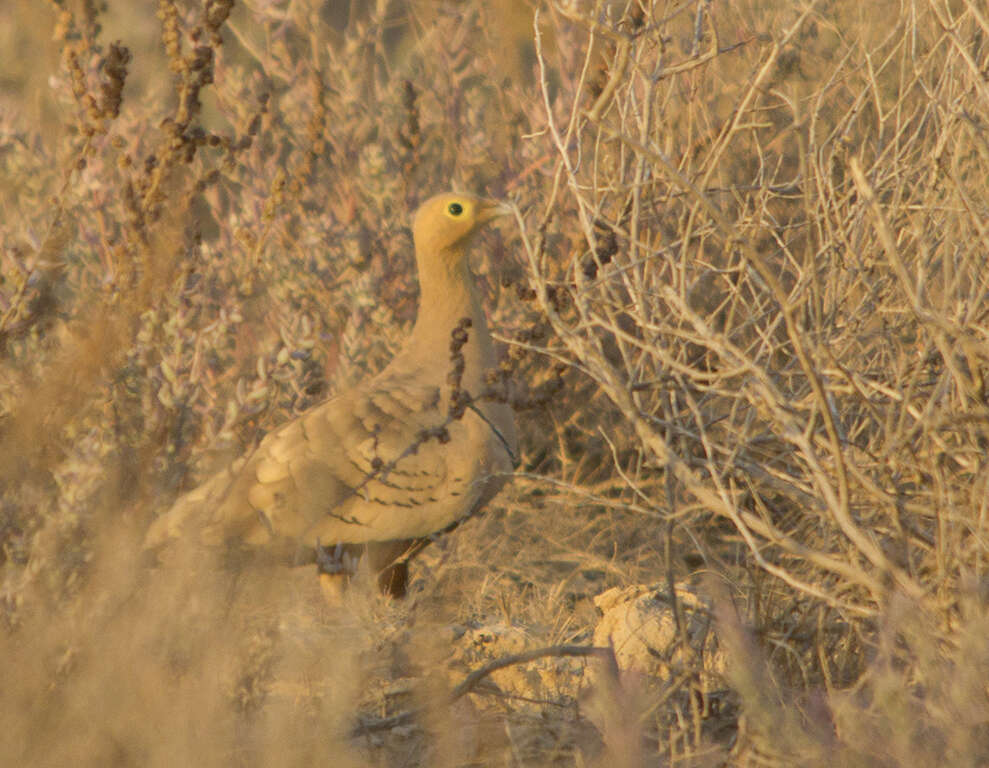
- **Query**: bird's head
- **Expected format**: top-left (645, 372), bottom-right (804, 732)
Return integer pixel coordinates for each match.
top-left (412, 193), bottom-right (511, 255)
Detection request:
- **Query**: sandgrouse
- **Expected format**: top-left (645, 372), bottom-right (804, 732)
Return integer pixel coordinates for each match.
top-left (144, 193), bottom-right (519, 597)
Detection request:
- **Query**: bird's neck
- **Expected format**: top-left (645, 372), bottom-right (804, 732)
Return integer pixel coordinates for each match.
top-left (409, 245), bottom-right (495, 393)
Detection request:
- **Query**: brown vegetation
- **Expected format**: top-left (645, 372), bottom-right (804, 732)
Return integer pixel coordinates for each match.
top-left (2, 0), bottom-right (988, 765)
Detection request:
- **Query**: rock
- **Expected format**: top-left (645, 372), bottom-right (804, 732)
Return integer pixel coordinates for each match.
top-left (447, 622), bottom-right (586, 707)
top-left (592, 583), bottom-right (727, 689)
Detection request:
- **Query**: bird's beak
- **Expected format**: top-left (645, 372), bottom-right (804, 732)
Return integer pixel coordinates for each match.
top-left (475, 199), bottom-right (513, 225)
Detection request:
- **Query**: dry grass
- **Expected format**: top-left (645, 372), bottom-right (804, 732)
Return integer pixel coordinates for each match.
top-left (2, 0), bottom-right (989, 765)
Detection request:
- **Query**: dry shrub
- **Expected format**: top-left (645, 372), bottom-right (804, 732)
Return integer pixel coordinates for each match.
top-left (1, 0), bottom-right (988, 765)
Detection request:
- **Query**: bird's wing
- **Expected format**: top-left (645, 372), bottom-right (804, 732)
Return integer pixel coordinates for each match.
top-left (144, 371), bottom-right (461, 552)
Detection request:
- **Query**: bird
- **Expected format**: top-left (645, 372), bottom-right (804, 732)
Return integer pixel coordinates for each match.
top-left (143, 193), bottom-right (519, 598)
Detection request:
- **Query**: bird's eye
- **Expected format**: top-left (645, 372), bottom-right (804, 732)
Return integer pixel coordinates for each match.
top-left (448, 202), bottom-right (464, 216)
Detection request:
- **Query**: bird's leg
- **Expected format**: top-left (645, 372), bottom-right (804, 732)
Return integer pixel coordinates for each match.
top-left (366, 520), bottom-right (467, 597)
top-left (315, 540), bottom-right (359, 575)
top-left (315, 540), bottom-right (360, 605)
top-left (366, 539), bottom-right (416, 598)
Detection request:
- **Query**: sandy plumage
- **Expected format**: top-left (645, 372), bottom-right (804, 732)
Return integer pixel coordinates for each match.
top-left (143, 193), bottom-right (518, 595)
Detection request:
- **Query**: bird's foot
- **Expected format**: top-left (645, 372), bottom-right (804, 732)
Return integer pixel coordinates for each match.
top-left (315, 540), bottom-right (359, 576)
top-left (315, 540), bottom-right (361, 607)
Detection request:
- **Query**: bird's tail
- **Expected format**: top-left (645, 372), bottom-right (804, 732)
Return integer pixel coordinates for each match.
top-left (142, 458), bottom-right (246, 553)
